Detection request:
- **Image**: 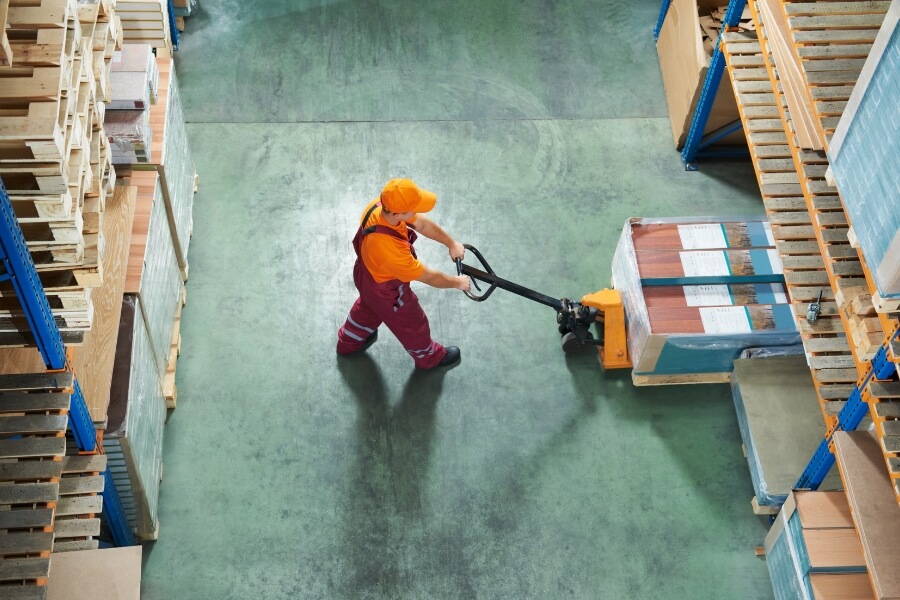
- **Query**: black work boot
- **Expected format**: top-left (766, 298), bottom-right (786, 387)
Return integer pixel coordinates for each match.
top-left (435, 346), bottom-right (461, 368)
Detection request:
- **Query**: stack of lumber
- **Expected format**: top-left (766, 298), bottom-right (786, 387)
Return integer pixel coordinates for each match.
top-left (833, 431), bottom-right (900, 599)
top-left (612, 217), bottom-right (801, 385)
top-left (115, 0), bottom-right (172, 55)
top-left (731, 352), bottom-right (844, 513)
top-left (0, 0), bottom-right (123, 342)
top-left (756, 0), bottom-right (890, 151)
top-left (103, 292), bottom-right (166, 540)
top-left (828, 2), bottom-right (900, 306)
top-left (765, 490), bottom-right (875, 599)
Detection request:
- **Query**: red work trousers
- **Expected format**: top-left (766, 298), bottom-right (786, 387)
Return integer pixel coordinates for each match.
top-left (336, 259), bottom-right (447, 368)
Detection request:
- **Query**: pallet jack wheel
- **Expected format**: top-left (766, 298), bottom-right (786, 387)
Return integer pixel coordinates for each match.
top-left (561, 331), bottom-right (594, 354)
top-left (558, 324), bottom-right (572, 335)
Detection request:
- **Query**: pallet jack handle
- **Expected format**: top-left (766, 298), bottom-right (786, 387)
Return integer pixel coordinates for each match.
top-left (455, 245), bottom-right (564, 310)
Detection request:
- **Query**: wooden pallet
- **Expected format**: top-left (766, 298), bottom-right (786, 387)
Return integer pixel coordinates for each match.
top-left (0, 371), bottom-right (72, 598)
top-left (163, 285), bottom-right (184, 409)
top-left (722, 30), bottom-right (855, 428)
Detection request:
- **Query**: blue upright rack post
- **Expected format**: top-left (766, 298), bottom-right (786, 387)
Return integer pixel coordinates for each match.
top-left (0, 179), bottom-right (66, 369)
top-left (796, 336), bottom-right (899, 490)
top-left (168, 0), bottom-right (180, 50)
top-left (654, 0), bottom-right (673, 39)
top-left (102, 467), bottom-right (138, 546)
top-left (679, 0), bottom-right (749, 170)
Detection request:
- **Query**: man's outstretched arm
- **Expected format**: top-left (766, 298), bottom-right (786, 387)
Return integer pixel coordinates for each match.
top-left (417, 267), bottom-right (471, 290)
top-left (413, 215), bottom-right (465, 260)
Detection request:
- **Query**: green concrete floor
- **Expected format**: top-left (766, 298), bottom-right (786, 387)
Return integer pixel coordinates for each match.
top-left (140, 1), bottom-right (776, 598)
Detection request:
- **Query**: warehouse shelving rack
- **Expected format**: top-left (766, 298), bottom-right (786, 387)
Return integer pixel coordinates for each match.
top-left (655, 0), bottom-right (750, 169)
top-left (0, 177), bottom-right (135, 564)
top-left (710, 1), bottom-right (900, 593)
top-left (736, 0), bottom-right (899, 500)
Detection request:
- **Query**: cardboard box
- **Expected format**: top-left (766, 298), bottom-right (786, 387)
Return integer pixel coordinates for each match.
top-left (656, 0), bottom-right (745, 150)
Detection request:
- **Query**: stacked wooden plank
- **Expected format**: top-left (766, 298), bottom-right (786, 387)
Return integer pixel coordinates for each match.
top-left (765, 489), bottom-right (875, 598)
top-left (612, 217), bottom-right (801, 385)
top-left (0, 0), bottom-right (123, 343)
top-left (756, 0), bottom-right (890, 150)
top-left (115, 0), bottom-right (172, 55)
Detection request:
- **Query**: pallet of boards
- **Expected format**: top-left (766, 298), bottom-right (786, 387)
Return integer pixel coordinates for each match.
top-left (115, 0), bottom-right (172, 54)
top-left (123, 172), bottom-right (182, 379)
top-left (131, 56), bottom-right (195, 280)
top-left (765, 490), bottom-right (874, 600)
top-left (102, 293), bottom-right (165, 540)
top-left (731, 350), bottom-right (844, 511)
top-left (0, 0), bottom-right (123, 342)
top-left (827, 3), bottom-right (900, 306)
top-left (612, 217), bottom-right (801, 385)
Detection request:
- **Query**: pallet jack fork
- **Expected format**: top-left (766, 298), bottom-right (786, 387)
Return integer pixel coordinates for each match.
top-left (456, 245), bottom-right (631, 370)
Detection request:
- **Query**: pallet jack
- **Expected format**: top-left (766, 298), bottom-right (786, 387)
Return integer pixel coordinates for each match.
top-left (455, 245), bottom-right (632, 370)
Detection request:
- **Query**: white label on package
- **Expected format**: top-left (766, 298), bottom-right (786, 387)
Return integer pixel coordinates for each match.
top-left (767, 249), bottom-right (784, 274)
top-left (763, 222), bottom-right (775, 246)
top-left (679, 251), bottom-right (730, 277)
top-left (677, 224), bottom-right (727, 249)
top-left (684, 285), bottom-right (733, 307)
top-left (113, 51), bottom-right (123, 64)
top-left (699, 306), bottom-right (752, 334)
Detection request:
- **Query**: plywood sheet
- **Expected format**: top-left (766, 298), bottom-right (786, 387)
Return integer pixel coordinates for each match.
top-left (47, 546), bottom-right (142, 600)
top-left (834, 431), bottom-right (900, 599)
top-left (73, 185), bottom-right (138, 421)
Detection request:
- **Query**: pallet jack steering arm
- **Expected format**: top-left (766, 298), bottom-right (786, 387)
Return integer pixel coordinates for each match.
top-left (455, 244), bottom-right (631, 370)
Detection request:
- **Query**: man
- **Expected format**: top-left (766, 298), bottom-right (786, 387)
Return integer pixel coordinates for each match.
top-left (336, 178), bottom-right (471, 369)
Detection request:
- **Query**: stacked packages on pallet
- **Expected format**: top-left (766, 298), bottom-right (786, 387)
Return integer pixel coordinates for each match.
top-left (104, 294), bottom-right (166, 539)
top-left (828, 4), bottom-right (900, 304)
top-left (731, 350), bottom-right (843, 510)
top-left (765, 491), bottom-right (873, 600)
top-left (125, 171), bottom-right (182, 379)
top-left (104, 43), bottom-right (156, 164)
top-left (151, 58), bottom-right (195, 274)
top-left (612, 217), bottom-right (801, 383)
